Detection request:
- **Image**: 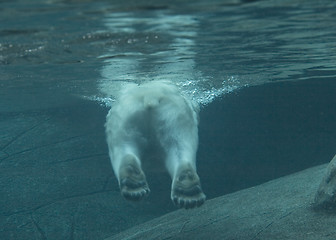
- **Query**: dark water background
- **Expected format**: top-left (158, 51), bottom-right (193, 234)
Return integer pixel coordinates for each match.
top-left (1, 0), bottom-right (336, 239)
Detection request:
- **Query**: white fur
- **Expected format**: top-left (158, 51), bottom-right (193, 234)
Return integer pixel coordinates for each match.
top-left (105, 81), bottom-right (199, 181)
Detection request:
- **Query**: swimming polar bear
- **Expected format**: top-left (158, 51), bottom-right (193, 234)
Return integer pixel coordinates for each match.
top-left (105, 81), bottom-right (206, 209)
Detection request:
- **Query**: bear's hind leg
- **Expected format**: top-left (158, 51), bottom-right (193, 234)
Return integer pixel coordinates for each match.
top-left (118, 154), bottom-right (150, 201)
top-left (171, 163), bottom-right (206, 209)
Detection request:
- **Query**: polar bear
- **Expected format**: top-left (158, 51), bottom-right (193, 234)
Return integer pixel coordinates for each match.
top-left (105, 81), bottom-right (206, 209)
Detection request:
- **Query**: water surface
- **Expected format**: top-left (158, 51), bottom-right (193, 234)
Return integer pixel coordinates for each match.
top-left (1, 0), bottom-right (335, 111)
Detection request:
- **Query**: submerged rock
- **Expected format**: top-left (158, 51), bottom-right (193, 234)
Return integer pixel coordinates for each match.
top-left (106, 163), bottom-right (336, 240)
top-left (314, 155), bottom-right (336, 210)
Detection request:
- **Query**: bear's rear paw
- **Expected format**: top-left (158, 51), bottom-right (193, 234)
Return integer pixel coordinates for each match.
top-left (171, 165), bottom-right (206, 209)
top-left (119, 155), bottom-right (150, 201)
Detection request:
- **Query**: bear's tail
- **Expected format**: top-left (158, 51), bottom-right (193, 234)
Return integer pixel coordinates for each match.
top-left (143, 95), bottom-right (161, 109)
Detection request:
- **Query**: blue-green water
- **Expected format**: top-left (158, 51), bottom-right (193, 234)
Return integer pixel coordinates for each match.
top-left (1, 0), bottom-right (336, 239)
top-left (1, 0), bottom-right (336, 111)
